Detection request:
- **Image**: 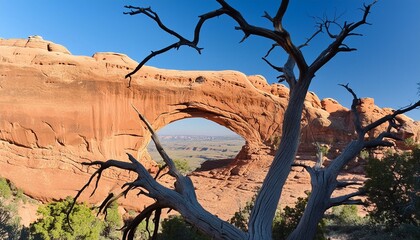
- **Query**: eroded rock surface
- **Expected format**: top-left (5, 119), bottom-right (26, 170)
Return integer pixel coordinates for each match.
top-left (0, 37), bottom-right (419, 220)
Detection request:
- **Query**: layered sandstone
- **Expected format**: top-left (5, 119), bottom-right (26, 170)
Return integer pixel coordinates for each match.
top-left (0, 37), bottom-right (419, 219)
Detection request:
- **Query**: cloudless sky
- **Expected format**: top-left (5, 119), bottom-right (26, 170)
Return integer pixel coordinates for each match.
top-left (1, 0), bottom-right (419, 136)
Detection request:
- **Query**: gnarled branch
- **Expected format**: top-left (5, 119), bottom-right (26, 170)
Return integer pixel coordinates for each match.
top-left (262, 22), bottom-right (322, 88)
top-left (70, 107), bottom-right (246, 239)
top-left (363, 100), bottom-right (420, 134)
top-left (309, 1), bottom-right (377, 74)
top-left (336, 181), bottom-right (363, 189)
top-left (124, 0), bottom-right (309, 87)
top-left (123, 6), bottom-right (215, 83)
top-left (340, 83), bottom-right (419, 150)
top-left (340, 83), bottom-right (363, 136)
top-left (67, 159), bottom-right (139, 230)
top-left (328, 190), bottom-right (366, 208)
top-left (131, 104), bottom-right (181, 178)
top-left (291, 163), bottom-right (314, 174)
top-left (122, 202), bottom-right (164, 240)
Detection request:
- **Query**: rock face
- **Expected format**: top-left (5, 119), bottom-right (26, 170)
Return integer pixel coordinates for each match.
top-left (1, 37), bottom-right (419, 219)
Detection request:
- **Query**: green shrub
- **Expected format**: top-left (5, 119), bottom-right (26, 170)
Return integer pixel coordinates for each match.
top-left (0, 178), bottom-right (12, 199)
top-left (30, 197), bottom-right (104, 240)
top-left (270, 135), bottom-right (281, 150)
top-left (15, 189), bottom-right (27, 204)
top-left (330, 205), bottom-right (363, 225)
top-left (229, 194), bottom-right (255, 231)
top-left (173, 159), bottom-right (192, 174)
top-left (318, 144), bottom-right (330, 157)
top-left (0, 177), bottom-right (32, 204)
top-left (0, 199), bottom-right (22, 240)
top-left (364, 148), bottom-right (420, 229)
top-left (359, 149), bottom-right (370, 159)
top-left (158, 215), bottom-right (210, 240)
top-left (404, 137), bottom-right (420, 149)
top-left (136, 220), bottom-right (155, 240)
top-left (273, 196), bottom-right (326, 240)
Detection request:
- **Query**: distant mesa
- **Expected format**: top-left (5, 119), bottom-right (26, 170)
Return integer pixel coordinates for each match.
top-left (0, 37), bottom-right (419, 212)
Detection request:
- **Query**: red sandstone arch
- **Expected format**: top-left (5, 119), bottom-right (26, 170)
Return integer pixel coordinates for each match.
top-left (0, 39), bottom-right (287, 190)
top-left (1, 38), bottom-right (418, 208)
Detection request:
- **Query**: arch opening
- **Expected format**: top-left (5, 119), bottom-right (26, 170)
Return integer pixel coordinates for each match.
top-left (147, 117), bottom-right (245, 172)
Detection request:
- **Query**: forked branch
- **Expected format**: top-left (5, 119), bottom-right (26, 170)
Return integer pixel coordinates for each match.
top-left (340, 83), bottom-right (420, 148)
top-left (67, 159), bottom-right (139, 230)
top-left (340, 83), bottom-right (363, 136)
top-left (363, 100), bottom-right (420, 134)
top-left (262, 24), bottom-right (323, 87)
top-left (309, 1), bottom-right (377, 74)
top-left (122, 202), bottom-right (163, 240)
top-left (328, 190), bottom-right (366, 208)
top-left (328, 83), bottom-right (419, 176)
top-left (124, 0), bottom-right (309, 87)
top-left (69, 104), bottom-right (245, 238)
top-left (262, 0), bottom-right (289, 32)
top-left (123, 6), bottom-right (210, 83)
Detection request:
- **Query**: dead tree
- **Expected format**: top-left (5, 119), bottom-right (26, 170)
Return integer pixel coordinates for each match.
top-left (70, 1), bottom-right (420, 239)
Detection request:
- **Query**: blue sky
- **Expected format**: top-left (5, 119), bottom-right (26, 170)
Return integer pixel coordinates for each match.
top-left (1, 1), bottom-right (419, 136)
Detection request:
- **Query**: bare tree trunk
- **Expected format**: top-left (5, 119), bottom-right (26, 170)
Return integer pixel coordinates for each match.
top-left (289, 140), bottom-right (365, 239)
top-left (288, 170), bottom-right (332, 240)
top-left (248, 80), bottom-right (311, 239)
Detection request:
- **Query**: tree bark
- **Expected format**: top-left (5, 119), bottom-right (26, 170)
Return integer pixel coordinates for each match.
top-left (248, 79), bottom-right (312, 239)
top-left (288, 170), bottom-right (333, 240)
top-left (289, 140), bottom-right (365, 239)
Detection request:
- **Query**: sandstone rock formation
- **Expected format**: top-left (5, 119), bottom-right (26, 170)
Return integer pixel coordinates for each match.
top-left (0, 37), bottom-right (419, 219)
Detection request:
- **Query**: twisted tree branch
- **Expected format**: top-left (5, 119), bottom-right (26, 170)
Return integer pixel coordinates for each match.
top-left (340, 83), bottom-right (363, 136)
top-left (124, 0), bottom-right (309, 87)
top-left (262, 23), bottom-right (321, 87)
top-left (67, 159), bottom-right (138, 230)
top-left (272, 0), bottom-right (289, 32)
top-left (336, 181), bottom-right (363, 189)
top-left (363, 100), bottom-right (420, 134)
top-left (309, 1), bottom-right (377, 74)
top-left (122, 202), bottom-right (164, 240)
top-left (131, 104), bottom-right (181, 178)
top-left (123, 6), bottom-right (214, 83)
top-left (292, 163), bottom-right (314, 174)
top-left (328, 190), bottom-right (366, 208)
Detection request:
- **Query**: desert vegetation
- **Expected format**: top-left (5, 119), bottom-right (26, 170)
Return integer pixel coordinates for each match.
top-left (69, 1), bottom-right (420, 239)
top-left (1, 155), bottom-right (419, 239)
top-left (0, 177), bottom-right (36, 239)
top-left (0, 197), bottom-right (23, 239)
